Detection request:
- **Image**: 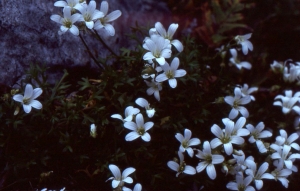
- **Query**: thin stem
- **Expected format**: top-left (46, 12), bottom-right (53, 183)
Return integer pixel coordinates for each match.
top-left (79, 33), bottom-right (103, 69)
top-left (93, 29), bottom-right (118, 57)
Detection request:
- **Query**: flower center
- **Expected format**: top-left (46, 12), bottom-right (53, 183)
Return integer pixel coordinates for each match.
top-left (84, 13), bottom-right (92, 22)
top-left (63, 19), bottom-right (73, 29)
top-left (166, 70), bottom-right (174, 79)
top-left (178, 162), bottom-right (186, 173)
top-left (233, 100), bottom-right (240, 108)
top-left (221, 136), bottom-right (231, 144)
top-left (137, 127), bottom-right (145, 135)
top-left (181, 140), bottom-right (188, 148)
top-left (23, 98), bottom-right (30, 105)
top-left (204, 155), bottom-right (212, 163)
top-left (238, 184), bottom-right (245, 191)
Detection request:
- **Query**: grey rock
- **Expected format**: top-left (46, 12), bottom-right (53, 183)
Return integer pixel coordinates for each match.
top-left (0, 0), bottom-right (171, 87)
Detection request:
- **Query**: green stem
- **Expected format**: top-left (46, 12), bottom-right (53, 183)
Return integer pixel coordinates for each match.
top-left (79, 33), bottom-right (104, 69)
top-left (93, 29), bottom-right (118, 57)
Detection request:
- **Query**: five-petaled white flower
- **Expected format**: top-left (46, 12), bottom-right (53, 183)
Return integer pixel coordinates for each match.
top-left (227, 173), bottom-right (255, 191)
top-left (50, 7), bottom-right (82, 35)
top-left (167, 151), bottom-right (196, 177)
top-left (13, 84), bottom-right (43, 113)
top-left (273, 90), bottom-right (300, 114)
top-left (155, 57), bottom-right (186, 88)
top-left (135, 98), bottom-right (155, 118)
top-left (210, 119), bottom-right (245, 155)
top-left (274, 129), bottom-right (300, 150)
top-left (229, 49), bottom-right (252, 70)
top-left (123, 113), bottom-right (153, 142)
top-left (270, 160), bottom-right (292, 188)
top-left (234, 33), bottom-right (253, 55)
top-left (175, 129), bottom-right (201, 157)
top-left (195, 141), bottom-right (224, 180)
top-left (143, 35), bottom-right (171, 65)
top-left (224, 87), bottom-right (251, 119)
top-left (144, 79), bottom-right (162, 101)
top-left (75, 0), bottom-right (104, 29)
top-left (94, 1), bottom-right (122, 36)
top-left (150, 22), bottom-right (183, 52)
top-left (271, 144), bottom-right (300, 170)
top-left (54, 0), bottom-right (80, 11)
top-left (106, 164), bottom-right (135, 189)
top-left (246, 122), bottom-right (272, 153)
top-left (239, 84), bottom-right (258, 101)
top-left (111, 106), bottom-right (140, 122)
top-left (245, 162), bottom-right (274, 190)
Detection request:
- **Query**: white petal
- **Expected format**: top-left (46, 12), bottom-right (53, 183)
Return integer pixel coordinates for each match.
top-left (206, 164), bottom-right (216, 180)
top-left (135, 98), bottom-right (148, 107)
top-left (196, 161), bottom-right (208, 173)
top-left (109, 164), bottom-right (121, 179)
top-left (69, 26), bottom-right (79, 36)
top-left (32, 88), bottom-right (42, 99)
top-left (211, 155), bottom-right (224, 164)
top-left (30, 100), bottom-right (42, 110)
top-left (184, 165), bottom-right (196, 175)
top-left (100, 1), bottom-right (108, 15)
top-left (229, 108), bottom-right (239, 119)
top-left (171, 39), bottom-right (183, 52)
top-left (141, 133), bottom-right (151, 142)
top-left (174, 69), bottom-right (186, 78)
top-left (210, 138), bottom-right (222, 149)
top-left (223, 143), bottom-right (233, 155)
top-left (24, 84), bottom-right (33, 98)
top-left (167, 161), bottom-right (179, 172)
top-left (122, 167), bottom-right (135, 178)
top-left (106, 10), bottom-right (122, 22)
top-left (104, 24), bottom-right (116, 36)
top-left (124, 122), bottom-right (137, 131)
top-left (125, 132), bottom-right (140, 141)
top-left (23, 104), bottom-right (32, 113)
top-left (123, 177), bottom-right (133, 184)
top-left (13, 94), bottom-right (24, 103)
top-left (168, 78), bottom-right (177, 88)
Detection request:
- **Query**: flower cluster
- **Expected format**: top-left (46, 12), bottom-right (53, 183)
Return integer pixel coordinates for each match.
top-left (142, 22), bottom-right (186, 101)
top-left (111, 97), bottom-right (155, 142)
top-left (50, 0), bottom-right (121, 36)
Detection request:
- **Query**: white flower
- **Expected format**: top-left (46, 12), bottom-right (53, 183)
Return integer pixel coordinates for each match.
top-left (155, 57), bottom-right (186, 88)
top-left (75, 0), bottom-right (104, 29)
top-left (111, 106), bottom-right (140, 122)
top-left (229, 117), bottom-right (250, 137)
top-left (135, 98), bottom-right (155, 118)
top-left (245, 162), bottom-right (274, 190)
top-left (234, 33), bottom-right (253, 55)
top-left (270, 160), bottom-right (292, 188)
top-left (106, 164), bottom-right (135, 189)
top-left (283, 61), bottom-right (300, 83)
top-left (50, 7), bottom-right (82, 35)
top-left (90, 124), bottom-right (97, 138)
top-left (13, 84), bottom-right (43, 113)
top-left (246, 122), bottom-right (272, 153)
top-left (273, 90), bottom-right (300, 114)
top-left (195, 141), bottom-right (224, 180)
top-left (210, 119), bottom-right (245, 155)
top-left (123, 113), bottom-right (153, 142)
top-left (167, 151), bottom-right (196, 177)
top-left (224, 87), bottom-right (251, 119)
top-left (144, 80), bottom-right (162, 101)
top-left (143, 35), bottom-right (171, 65)
top-left (239, 84), bottom-right (258, 101)
top-left (93, 1), bottom-right (122, 36)
top-left (150, 22), bottom-right (183, 52)
top-left (227, 173), bottom-right (255, 191)
top-left (175, 129), bottom-right (201, 157)
top-left (271, 144), bottom-right (300, 169)
top-left (231, 151), bottom-right (255, 174)
top-left (229, 49), bottom-right (252, 70)
top-left (54, 0), bottom-right (80, 10)
top-left (273, 129), bottom-right (300, 150)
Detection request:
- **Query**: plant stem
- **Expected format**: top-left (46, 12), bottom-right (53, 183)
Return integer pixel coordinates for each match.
top-left (93, 29), bottom-right (118, 57)
top-left (79, 33), bottom-right (104, 69)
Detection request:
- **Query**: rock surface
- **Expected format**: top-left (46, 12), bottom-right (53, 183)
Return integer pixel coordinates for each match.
top-left (0, 0), bottom-right (171, 87)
